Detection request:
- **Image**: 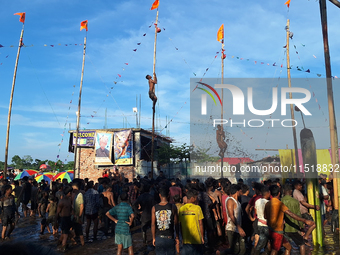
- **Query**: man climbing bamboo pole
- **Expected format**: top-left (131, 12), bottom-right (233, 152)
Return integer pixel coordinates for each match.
top-left (146, 73), bottom-right (157, 110)
top-left (150, 0), bottom-right (160, 179)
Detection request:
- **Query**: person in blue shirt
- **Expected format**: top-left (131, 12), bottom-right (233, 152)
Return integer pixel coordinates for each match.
top-left (106, 192), bottom-right (134, 255)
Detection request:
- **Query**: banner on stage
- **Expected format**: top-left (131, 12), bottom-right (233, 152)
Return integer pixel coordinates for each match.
top-left (95, 132), bottom-right (114, 165)
top-left (114, 129), bottom-right (133, 165)
top-left (72, 131), bottom-right (96, 147)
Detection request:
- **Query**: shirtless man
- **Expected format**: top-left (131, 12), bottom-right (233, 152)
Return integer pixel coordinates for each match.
top-left (57, 186), bottom-right (73, 251)
top-left (216, 125), bottom-right (227, 158)
top-left (102, 182), bottom-right (116, 235)
top-left (146, 73), bottom-right (157, 110)
top-left (102, 183), bottom-right (115, 208)
top-left (218, 184), bottom-right (246, 255)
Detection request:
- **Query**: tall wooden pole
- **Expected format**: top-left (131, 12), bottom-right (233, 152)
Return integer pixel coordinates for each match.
top-left (319, 0), bottom-right (339, 212)
top-left (73, 36), bottom-right (87, 178)
top-left (286, 19), bottom-right (300, 173)
top-left (221, 39), bottom-right (224, 178)
top-left (151, 9), bottom-right (159, 179)
top-left (4, 24), bottom-right (24, 179)
top-left (301, 129), bottom-right (323, 246)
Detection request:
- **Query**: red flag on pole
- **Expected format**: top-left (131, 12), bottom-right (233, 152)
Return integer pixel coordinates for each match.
top-left (14, 12), bottom-right (25, 23)
top-left (285, 0), bottom-right (291, 8)
top-left (80, 20), bottom-right (88, 31)
top-left (151, 0), bottom-right (159, 10)
top-left (217, 24), bottom-right (224, 43)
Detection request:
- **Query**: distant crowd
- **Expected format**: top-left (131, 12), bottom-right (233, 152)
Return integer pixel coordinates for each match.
top-left (0, 170), bottom-right (334, 255)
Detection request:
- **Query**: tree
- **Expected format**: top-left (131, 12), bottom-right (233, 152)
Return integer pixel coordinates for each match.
top-left (157, 143), bottom-right (220, 164)
top-left (157, 143), bottom-right (191, 165)
top-left (22, 155), bottom-right (33, 169)
top-left (11, 155), bottom-right (23, 169)
top-left (63, 161), bottom-right (74, 171)
top-left (48, 160), bottom-right (55, 170)
top-left (190, 146), bottom-right (220, 163)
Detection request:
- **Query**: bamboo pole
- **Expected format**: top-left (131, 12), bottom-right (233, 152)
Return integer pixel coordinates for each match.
top-left (319, 0), bottom-right (339, 212)
top-left (4, 24), bottom-right (24, 179)
top-left (286, 19), bottom-right (300, 173)
top-left (221, 39), bottom-right (224, 178)
top-left (73, 36), bottom-right (87, 178)
top-left (301, 128), bottom-right (323, 246)
top-left (151, 9), bottom-right (159, 179)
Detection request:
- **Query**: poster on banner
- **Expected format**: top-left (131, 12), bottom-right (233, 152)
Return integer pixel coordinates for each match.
top-left (72, 131), bottom-right (95, 147)
top-left (95, 132), bottom-right (113, 165)
top-left (114, 130), bottom-right (133, 165)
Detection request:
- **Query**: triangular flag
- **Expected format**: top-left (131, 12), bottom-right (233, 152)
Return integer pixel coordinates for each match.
top-left (14, 12), bottom-right (25, 23)
top-left (217, 24), bottom-right (224, 43)
top-left (80, 20), bottom-right (88, 31)
top-left (151, 0), bottom-right (159, 10)
top-left (285, 0), bottom-right (291, 8)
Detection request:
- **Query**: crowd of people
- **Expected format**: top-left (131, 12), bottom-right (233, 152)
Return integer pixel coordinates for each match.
top-left (0, 170), bottom-right (334, 255)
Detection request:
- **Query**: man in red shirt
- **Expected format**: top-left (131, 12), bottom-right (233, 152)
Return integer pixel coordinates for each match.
top-left (169, 179), bottom-right (182, 204)
top-left (265, 185), bottom-right (313, 255)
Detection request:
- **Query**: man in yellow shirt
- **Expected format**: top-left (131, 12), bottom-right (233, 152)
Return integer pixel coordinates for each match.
top-left (179, 189), bottom-right (204, 255)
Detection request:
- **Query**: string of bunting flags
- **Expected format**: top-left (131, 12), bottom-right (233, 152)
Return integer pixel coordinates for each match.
top-left (220, 51), bottom-right (338, 79)
top-left (290, 39), bottom-right (328, 123)
top-left (81, 20), bottom-right (157, 130)
top-left (0, 43), bottom-right (83, 48)
top-left (54, 85), bottom-right (77, 166)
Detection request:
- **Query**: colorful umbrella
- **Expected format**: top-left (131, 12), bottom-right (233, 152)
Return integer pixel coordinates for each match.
top-left (53, 171), bottom-right (74, 183)
top-left (14, 169), bottom-right (39, 180)
top-left (39, 164), bottom-right (52, 170)
top-left (35, 172), bottom-right (55, 184)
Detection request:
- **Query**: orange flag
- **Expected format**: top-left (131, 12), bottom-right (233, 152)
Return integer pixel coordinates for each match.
top-left (217, 24), bottom-right (224, 43)
top-left (151, 0), bottom-right (159, 10)
top-left (285, 0), bottom-right (291, 8)
top-left (14, 12), bottom-right (25, 23)
top-left (80, 20), bottom-right (88, 31)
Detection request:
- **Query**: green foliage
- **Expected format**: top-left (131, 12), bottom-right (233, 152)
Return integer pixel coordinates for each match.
top-left (22, 155), bottom-right (33, 169)
top-left (157, 143), bottom-right (190, 165)
top-left (157, 143), bottom-right (219, 165)
top-left (190, 146), bottom-right (220, 163)
top-left (11, 155), bottom-right (23, 169)
top-left (4, 155), bottom-right (73, 171)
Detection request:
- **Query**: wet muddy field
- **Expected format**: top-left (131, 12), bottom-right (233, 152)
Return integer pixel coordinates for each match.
top-left (2, 215), bottom-right (340, 255)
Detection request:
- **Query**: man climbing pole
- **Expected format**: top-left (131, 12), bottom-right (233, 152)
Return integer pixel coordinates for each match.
top-left (216, 125), bottom-right (227, 158)
top-left (146, 73), bottom-right (157, 111)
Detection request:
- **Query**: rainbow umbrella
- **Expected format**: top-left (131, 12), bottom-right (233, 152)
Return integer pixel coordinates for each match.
top-left (53, 171), bottom-right (74, 183)
top-left (35, 172), bottom-right (55, 184)
top-left (14, 170), bottom-right (39, 180)
top-left (39, 164), bottom-right (52, 170)
top-left (66, 170), bottom-right (74, 174)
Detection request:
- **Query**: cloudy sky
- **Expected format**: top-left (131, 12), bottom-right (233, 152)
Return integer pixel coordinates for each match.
top-left (0, 0), bottom-right (340, 164)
